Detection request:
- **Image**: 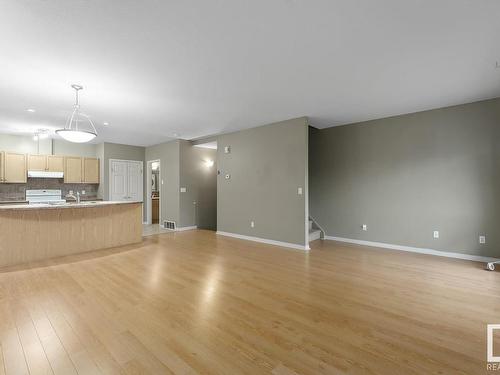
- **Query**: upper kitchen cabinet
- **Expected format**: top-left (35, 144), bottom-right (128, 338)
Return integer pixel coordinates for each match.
top-left (64, 156), bottom-right (83, 183)
top-left (28, 154), bottom-right (47, 171)
top-left (83, 158), bottom-right (99, 184)
top-left (2, 152), bottom-right (27, 183)
top-left (28, 154), bottom-right (65, 172)
top-left (47, 155), bottom-right (64, 172)
top-left (64, 156), bottom-right (100, 183)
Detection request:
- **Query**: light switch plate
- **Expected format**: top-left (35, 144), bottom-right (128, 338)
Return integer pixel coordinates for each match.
top-left (362, 224), bottom-right (367, 231)
top-left (180, 187), bottom-right (187, 193)
top-left (433, 231), bottom-right (440, 239)
top-left (479, 235), bottom-right (486, 244)
top-left (224, 146), bottom-right (231, 154)
top-left (298, 187), bottom-right (303, 195)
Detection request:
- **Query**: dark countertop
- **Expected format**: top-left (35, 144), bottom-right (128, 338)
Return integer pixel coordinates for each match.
top-left (0, 200), bottom-right (28, 205)
top-left (65, 197), bottom-right (103, 202)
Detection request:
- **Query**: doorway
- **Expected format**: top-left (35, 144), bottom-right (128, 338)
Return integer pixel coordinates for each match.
top-left (109, 159), bottom-right (144, 202)
top-left (192, 141), bottom-right (217, 231)
top-left (146, 159), bottom-right (161, 225)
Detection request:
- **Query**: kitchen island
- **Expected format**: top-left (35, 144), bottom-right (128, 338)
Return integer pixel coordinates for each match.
top-left (0, 201), bottom-right (142, 268)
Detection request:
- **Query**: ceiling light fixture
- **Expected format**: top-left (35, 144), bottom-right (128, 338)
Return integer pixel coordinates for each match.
top-left (103, 122), bottom-right (109, 126)
top-left (56, 84), bottom-right (97, 143)
top-left (26, 108), bottom-right (36, 113)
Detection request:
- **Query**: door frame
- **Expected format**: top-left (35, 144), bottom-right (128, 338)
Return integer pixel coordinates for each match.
top-left (146, 159), bottom-right (161, 225)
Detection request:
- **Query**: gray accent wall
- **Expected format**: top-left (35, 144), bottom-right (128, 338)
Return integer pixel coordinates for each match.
top-left (216, 117), bottom-right (309, 247)
top-left (310, 98), bottom-right (500, 257)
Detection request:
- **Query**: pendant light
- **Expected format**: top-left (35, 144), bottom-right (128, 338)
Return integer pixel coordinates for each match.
top-left (56, 84), bottom-right (97, 143)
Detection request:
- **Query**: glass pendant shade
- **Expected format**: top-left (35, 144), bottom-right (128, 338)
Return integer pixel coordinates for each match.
top-left (56, 129), bottom-right (96, 143)
top-left (56, 84), bottom-right (97, 143)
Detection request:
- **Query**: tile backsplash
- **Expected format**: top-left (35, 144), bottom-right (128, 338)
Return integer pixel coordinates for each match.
top-left (0, 178), bottom-right (99, 201)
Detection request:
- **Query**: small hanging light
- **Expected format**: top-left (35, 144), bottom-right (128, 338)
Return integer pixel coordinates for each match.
top-left (56, 84), bottom-right (97, 143)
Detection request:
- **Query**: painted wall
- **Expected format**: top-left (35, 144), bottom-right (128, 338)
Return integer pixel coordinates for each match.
top-left (179, 142), bottom-right (217, 229)
top-left (310, 98), bottom-right (500, 258)
top-left (216, 117), bottom-right (309, 247)
top-left (53, 140), bottom-right (97, 157)
top-left (96, 143), bottom-right (105, 199)
top-left (145, 140), bottom-right (180, 225)
top-left (0, 134), bottom-right (52, 154)
top-left (0, 134), bottom-right (97, 157)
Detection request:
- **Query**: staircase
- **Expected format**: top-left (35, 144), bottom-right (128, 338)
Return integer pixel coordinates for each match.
top-left (309, 218), bottom-right (322, 242)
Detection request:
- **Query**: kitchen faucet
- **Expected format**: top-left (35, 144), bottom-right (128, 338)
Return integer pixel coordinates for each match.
top-left (66, 191), bottom-right (80, 203)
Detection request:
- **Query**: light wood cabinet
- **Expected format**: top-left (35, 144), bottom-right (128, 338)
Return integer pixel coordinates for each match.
top-left (28, 154), bottom-right (47, 171)
top-left (83, 158), bottom-right (100, 184)
top-left (3, 152), bottom-right (27, 183)
top-left (47, 155), bottom-right (64, 172)
top-left (0, 152), bottom-right (99, 184)
top-left (64, 156), bottom-right (83, 183)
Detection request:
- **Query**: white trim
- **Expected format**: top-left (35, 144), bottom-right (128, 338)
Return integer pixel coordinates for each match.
top-left (324, 235), bottom-right (500, 263)
top-left (217, 231), bottom-right (310, 251)
top-left (176, 226), bottom-right (197, 232)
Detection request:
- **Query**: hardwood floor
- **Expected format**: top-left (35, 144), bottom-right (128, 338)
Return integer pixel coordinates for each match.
top-left (0, 230), bottom-right (498, 374)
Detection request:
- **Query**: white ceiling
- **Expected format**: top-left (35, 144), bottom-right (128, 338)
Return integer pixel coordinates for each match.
top-left (0, 0), bottom-right (499, 147)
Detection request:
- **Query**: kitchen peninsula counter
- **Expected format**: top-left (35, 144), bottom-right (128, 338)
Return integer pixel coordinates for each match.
top-left (0, 201), bottom-right (143, 268)
top-left (0, 200), bottom-right (137, 210)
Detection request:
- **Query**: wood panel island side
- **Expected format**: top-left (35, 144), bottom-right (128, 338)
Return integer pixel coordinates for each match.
top-left (0, 201), bottom-right (142, 268)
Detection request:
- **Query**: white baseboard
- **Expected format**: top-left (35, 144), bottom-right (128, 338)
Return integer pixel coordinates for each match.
top-left (324, 235), bottom-right (500, 263)
top-left (217, 231), bottom-right (310, 251)
top-left (176, 226), bottom-right (197, 232)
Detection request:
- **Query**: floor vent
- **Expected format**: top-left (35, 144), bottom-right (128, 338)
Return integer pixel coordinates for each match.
top-left (163, 220), bottom-right (176, 230)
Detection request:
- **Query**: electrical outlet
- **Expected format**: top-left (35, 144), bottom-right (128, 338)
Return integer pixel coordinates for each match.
top-left (433, 231), bottom-right (440, 239)
top-left (362, 224), bottom-right (367, 231)
top-left (297, 187), bottom-right (303, 195)
top-left (479, 235), bottom-right (486, 244)
top-left (250, 221), bottom-right (255, 228)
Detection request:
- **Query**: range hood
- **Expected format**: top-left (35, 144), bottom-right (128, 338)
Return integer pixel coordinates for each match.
top-left (27, 171), bottom-right (64, 179)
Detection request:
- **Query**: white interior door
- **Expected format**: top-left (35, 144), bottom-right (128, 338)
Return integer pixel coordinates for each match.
top-left (110, 160), bottom-right (143, 202)
top-left (127, 162), bottom-right (143, 201)
top-left (111, 160), bottom-right (128, 201)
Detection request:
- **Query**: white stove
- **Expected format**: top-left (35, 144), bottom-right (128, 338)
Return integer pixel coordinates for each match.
top-left (26, 189), bottom-right (66, 205)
